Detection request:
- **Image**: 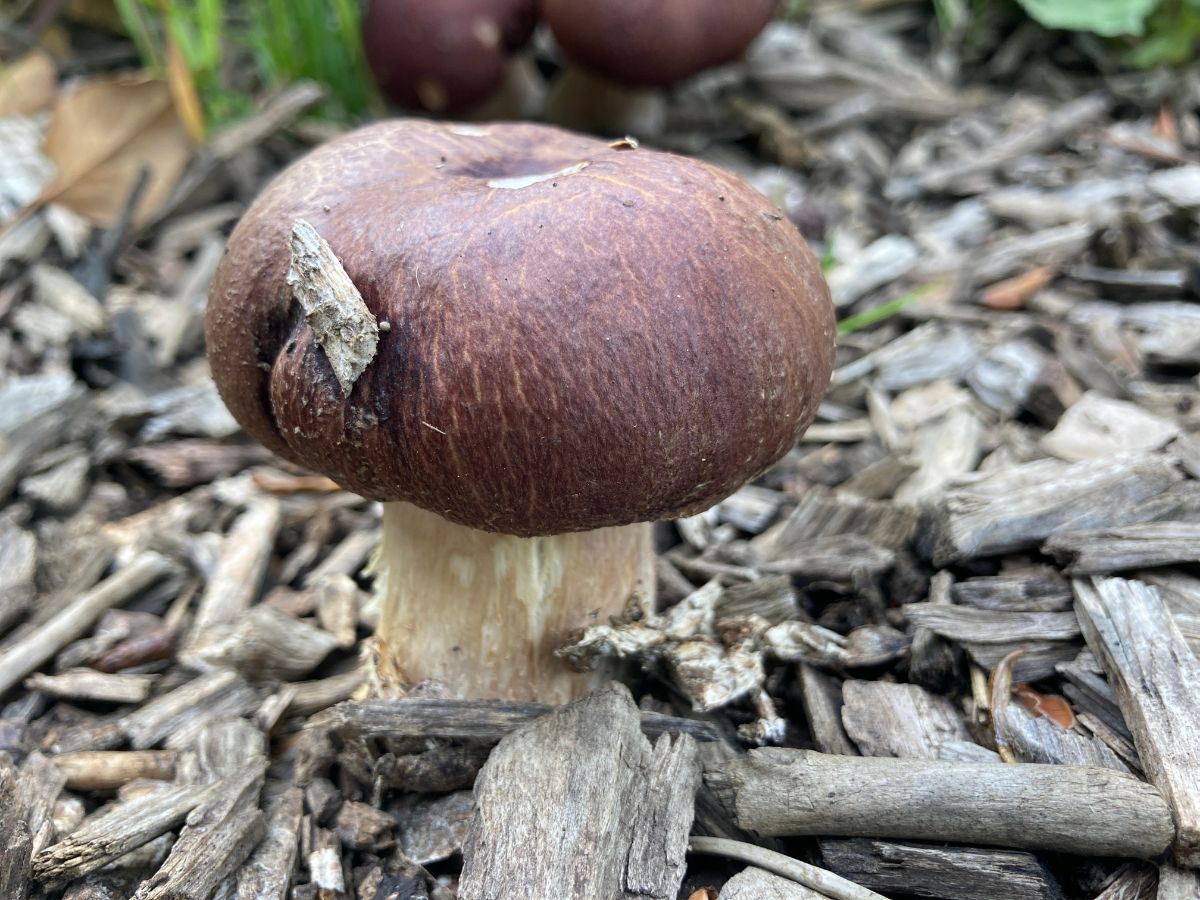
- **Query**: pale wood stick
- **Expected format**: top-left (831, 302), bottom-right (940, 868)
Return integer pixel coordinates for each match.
top-left (706, 748), bottom-right (1174, 858)
top-left (0, 552), bottom-right (172, 696)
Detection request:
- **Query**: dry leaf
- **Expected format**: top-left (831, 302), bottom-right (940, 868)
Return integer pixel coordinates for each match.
top-left (980, 264), bottom-right (1057, 310)
top-left (37, 74), bottom-right (191, 227)
top-left (0, 49), bottom-right (57, 117)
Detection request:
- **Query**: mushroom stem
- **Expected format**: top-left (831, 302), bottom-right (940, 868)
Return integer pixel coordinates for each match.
top-left (367, 501), bottom-right (655, 702)
top-left (544, 67), bottom-right (666, 138)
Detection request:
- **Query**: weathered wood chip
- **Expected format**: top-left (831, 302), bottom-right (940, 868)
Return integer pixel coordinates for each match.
top-left (930, 453), bottom-right (1181, 564)
top-left (818, 839), bottom-right (1064, 900)
top-left (707, 748), bottom-right (1174, 858)
top-left (287, 218), bottom-right (379, 395)
top-left (311, 696), bottom-right (721, 743)
top-left (1041, 392), bottom-right (1179, 462)
top-left (1074, 576), bottom-right (1200, 866)
top-left (1044, 523), bottom-right (1200, 574)
top-left (841, 680), bottom-right (979, 760)
top-left (902, 603), bottom-right (1080, 643)
top-left (459, 683), bottom-right (700, 900)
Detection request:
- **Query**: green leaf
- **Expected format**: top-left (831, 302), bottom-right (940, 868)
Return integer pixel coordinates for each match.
top-left (1014, 0), bottom-right (1161, 36)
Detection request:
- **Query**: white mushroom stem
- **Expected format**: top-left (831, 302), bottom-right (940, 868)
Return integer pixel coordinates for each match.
top-left (367, 501), bottom-right (655, 703)
top-left (544, 67), bottom-right (667, 139)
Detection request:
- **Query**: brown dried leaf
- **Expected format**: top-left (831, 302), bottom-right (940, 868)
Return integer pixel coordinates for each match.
top-left (37, 74), bottom-right (191, 227)
top-left (980, 264), bottom-right (1057, 310)
top-left (0, 50), bottom-right (57, 117)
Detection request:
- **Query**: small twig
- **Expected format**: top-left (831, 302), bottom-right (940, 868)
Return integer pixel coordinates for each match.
top-left (687, 836), bottom-right (887, 900)
top-left (989, 647), bottom-right (1025, 763)
top-left (72, 165), bottom-right (152, 302)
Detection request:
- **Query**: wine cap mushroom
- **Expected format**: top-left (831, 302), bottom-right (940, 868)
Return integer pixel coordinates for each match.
top-left (363, 0), bottom-right (537, 112)
top-left (542, 0), bottom-right (779, 87)
top-left (206, 119), bottom-right (835, 701)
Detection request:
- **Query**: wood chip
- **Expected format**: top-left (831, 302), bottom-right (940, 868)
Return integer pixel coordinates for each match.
top-left (1044, 523), bottom-right (1200, 574)
top-left (287, 219), bottom-right (379, 395)
top-left (707, 748), bottom-right (1174, 857)
top-left (818, 839), bottom-right (1064, 900)
top-left (930, 453), bottom-right (1181, 564)
top-left (1041, 392), bottom-right (1179, 461)
top-left (0, 552), bottom-right (173, 697)
top-left (459, 684), bottom-right (700, 899)
top-left (1074, 576), bottom-right (1200, 865)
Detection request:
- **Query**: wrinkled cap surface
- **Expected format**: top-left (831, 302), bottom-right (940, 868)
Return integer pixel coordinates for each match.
top-left (206, 120), bottom-right (835, 536)
top-left (542, 0), bottom-right (779, 87)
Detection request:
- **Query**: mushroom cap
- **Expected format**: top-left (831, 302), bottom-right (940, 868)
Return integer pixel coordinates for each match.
top-left (542, 0), bottom-right (778, 87)
top-left (363, 0), bottom-right (537, 113)
top-left (205, 120), bottom-right (835, 536)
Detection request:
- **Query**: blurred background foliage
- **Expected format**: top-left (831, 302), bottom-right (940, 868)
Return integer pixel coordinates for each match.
top-left (110, 0), bottom-right (376, 133)
top-left (3, 0), bottom-right (1195, 135)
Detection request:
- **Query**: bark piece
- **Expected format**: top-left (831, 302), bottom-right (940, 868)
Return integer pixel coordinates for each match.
top-left (134, 719), bottom-right (269, 899)
top-left (120, 669), bottom-right (259, 750)
top-left (287, 218), bottom-right (379, 395)
top-left (1041, 392), bottom-right (1179, 462)
top-left (0, 521), bottom-right (36, 636)
top-left (0, 372), bottom-right (87, 499)
top-left (707, 749), bottom-right (1173, 858)
top-left (841, 680), bottom-right (980, 760)
top-left (399, 791), bottom-right (474, 865)
top-left (234, 784), bottom-right (301, 900)
top-left (952, 572), bottom-right (1073, 612)
top-left (0, 552), bottom-right (173, 696)
top-left (930, 454), bottom-right (1181, 564)
top-left (0, 756), bottom-right (32, 900)
top-left (797, 665), bottom-right (857, 757)
top-left (459, 683), bottom-right (700, 900)
top-left (753, 486), bottom-right (918, 556)
top-left (186, 604), bottom-right (337, 681)
top-left (1044, 523), bottom-right (1200, 574)
top-left (902, 603), bottom-right (1080, 642)
top-left (312, 696), bottom-right (720, 744)
top-left (1157, 863), bottom-right (1200, 900)
top-left (186, 498), bottom-right (281, 642)
top-left (818, 839), bottom-right (1063, 900)
top-left (33, 781), bottom-right (216, 884)
top-left (1074, 576), bottom-right (1200, 865)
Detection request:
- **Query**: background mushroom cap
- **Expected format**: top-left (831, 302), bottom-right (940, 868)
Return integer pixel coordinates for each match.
top-left (206, 120), bottom-right (835, 536)
top-left (363, 0), bottom-right (537, 112)
top-left (541, 0), bottom-right (779, 87)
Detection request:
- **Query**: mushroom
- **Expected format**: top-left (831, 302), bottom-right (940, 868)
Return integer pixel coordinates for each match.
top-left (362, 0), bottom-right (538, 114)
top-left (205, 120), bottom-right (835, 702)
top-left (542, 0), bottom-right (779, 135)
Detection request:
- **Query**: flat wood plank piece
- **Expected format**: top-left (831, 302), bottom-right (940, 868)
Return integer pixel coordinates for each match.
top-left (458, 683), bottom-right (700, 900)
top-left (706, 749), bottom-right (1173, 858)
top-left (1073, 576), bottom-right (1200, 865)
top-left (818, 838), bottom-right (1064, 900)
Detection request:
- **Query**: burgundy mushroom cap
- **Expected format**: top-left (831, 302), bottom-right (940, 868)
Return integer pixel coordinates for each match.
top-left (205, 120), bottom-right (835, 536)
top-left (541, 0), bottom-right (779, 87)
top-left (363, 0), bottom-right (537, 112)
